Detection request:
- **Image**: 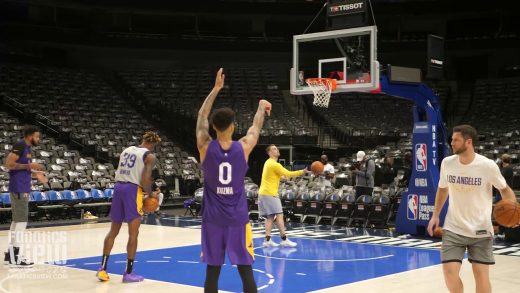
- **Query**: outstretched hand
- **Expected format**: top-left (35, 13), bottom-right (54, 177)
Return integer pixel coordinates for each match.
top-left (214, 68), bottom-right (225, 90)
top-left (259, 99), bottom-right (272, 116)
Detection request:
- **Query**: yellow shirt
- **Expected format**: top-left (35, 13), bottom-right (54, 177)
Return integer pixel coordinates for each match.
top-left (258, 158), bottom-right (305, 196)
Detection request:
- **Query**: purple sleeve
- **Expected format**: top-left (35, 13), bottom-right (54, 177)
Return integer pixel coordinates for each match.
top-left (11, 141), bottom-right (25, 156)
top-left (143, 151), bottom-right (151, 162)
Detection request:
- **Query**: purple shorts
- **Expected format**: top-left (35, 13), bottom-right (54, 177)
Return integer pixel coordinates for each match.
top-left (110, 182), bottom-right (143, 223)
top-left (201, 221), bottom-right (255, 266)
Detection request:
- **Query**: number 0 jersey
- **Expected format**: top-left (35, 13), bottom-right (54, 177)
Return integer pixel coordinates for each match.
top-left (114, 146), bottom-right (150, 186)
top-left (201, 140), bottom-right (249, 226)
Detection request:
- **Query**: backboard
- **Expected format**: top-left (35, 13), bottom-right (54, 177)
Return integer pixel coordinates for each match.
top-left (291, 25), bottom-right (379, 95)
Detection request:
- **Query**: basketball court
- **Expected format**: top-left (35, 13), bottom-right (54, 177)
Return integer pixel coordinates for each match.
top-left (1, 218), bottom-right (519, 292)
top-left (1, 1), bottom-right (520, 293)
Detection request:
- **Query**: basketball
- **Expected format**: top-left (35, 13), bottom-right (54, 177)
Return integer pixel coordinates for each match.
top-left (2, 1), bottom-right (520, 291)
top-left (433, 227), bottom-right (443, 238)
top-left (310, 161), bottom-right (324, 175)
top-left (494, 200), bottom-right (520, 228)
top-left (143, 197), bottom-right (159, 213)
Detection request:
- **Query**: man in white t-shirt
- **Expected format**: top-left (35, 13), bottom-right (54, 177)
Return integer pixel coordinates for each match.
top-left (319, 155), bottom-right (335, 187)
top-left (427, 125), bottom-right (520, 293)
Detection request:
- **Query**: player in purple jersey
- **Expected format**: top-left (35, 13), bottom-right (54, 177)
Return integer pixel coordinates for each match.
top-left (96, 131), bottom-right (161, 283)
top-left (3, 125), bottom-right (44, 267)
top-left (196, 68), bottom-right (271, 293)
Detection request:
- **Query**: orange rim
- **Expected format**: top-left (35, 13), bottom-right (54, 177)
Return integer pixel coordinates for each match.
top-left (305, 78), bottom-right (337, 91)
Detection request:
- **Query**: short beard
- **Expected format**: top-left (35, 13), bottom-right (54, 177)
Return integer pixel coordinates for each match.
top-left (453, 145), bottom-right (467, 155)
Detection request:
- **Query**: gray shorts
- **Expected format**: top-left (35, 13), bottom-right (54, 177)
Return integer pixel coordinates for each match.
top-left (10, 193), bottom-right (29, 222)
top-left (258, 195), bottom-right (283, 217)
top-left (441, 229), bottom-right (495, 265)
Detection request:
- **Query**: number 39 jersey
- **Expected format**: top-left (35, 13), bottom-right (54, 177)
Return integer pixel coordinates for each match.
top-left (115, 146), bottom-right (150, 186)
top-left (201, 140), bottom-right (249, 226)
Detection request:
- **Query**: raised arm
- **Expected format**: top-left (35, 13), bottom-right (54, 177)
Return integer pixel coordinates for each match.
top-left (140, 153), bottom-right (157, 196)
top-left (239, 99), bottom-right (271, 160)
top-left (197, 68), bottom-right (225, 162)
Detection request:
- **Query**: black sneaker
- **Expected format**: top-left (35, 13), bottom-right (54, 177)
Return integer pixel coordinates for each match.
top-left (10, 256), bottom-right (34, 268)
top-left (5, 247), bottom-right (34, 268)
top-left (3, 252), bottom-right (9, 265)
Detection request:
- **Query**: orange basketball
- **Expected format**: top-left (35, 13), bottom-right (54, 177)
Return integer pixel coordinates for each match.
top-left (493, 200), bottom-right (520, 228)
top-left (143, 197), bottom-right (159, 213)
top-left (433, 227), bottom-right (443, 238)
top-left (310, 161), bottom-right (325, 175)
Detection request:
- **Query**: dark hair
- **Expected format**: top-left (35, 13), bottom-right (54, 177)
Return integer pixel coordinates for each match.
top-left (23, 125), bottom-right (40, 137)
top-left (142, 131), bottom-right (161, 144)
top-left (404, 151), bottom-right (412, 163)
top-left (266, 144), bottom-right (275, 154)
top-left (210, 107), bottom-right (235, 132)
top-left (453, 124), bottom-right (478, 144)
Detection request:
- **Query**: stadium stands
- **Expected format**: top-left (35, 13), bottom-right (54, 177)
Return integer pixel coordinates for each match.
top-left (118, 67), bottom-right (318, 145)
top-left (0, 63), bottom-right (202, 192)
top-left (303, 93), bottom-right (413, 147)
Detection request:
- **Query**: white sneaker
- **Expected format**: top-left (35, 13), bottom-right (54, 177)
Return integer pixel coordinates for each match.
top-left (262, 240), bottom-right (280, 248)
top-left (280, 239), bottom-right (297, 248)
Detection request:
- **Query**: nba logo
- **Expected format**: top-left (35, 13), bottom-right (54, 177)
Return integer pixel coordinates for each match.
top-left (407, 194), bottom-right (418, 220)
top-left (415, 144), bottom-right (427, 172)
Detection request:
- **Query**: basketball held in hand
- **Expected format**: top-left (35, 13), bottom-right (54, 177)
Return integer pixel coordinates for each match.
top-left (310, 161), bottom-right (325, 175)
top-left (143, 197), bottom-right (159, 213)
top-left (493, 200), bottom-right (520, 228)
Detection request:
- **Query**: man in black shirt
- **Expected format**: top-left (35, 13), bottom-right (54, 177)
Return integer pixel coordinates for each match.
top-left (499, 154), bottom-right (514, 187)
top-left (496, 154), bottom-right (514, 202)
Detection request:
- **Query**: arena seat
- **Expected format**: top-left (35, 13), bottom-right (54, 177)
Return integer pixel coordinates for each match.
top-left (367, 194), bottom-right (391, 228)
top-left (292, 187), bottom-right (311, 223)
top-left (74, 189), bottom-right (110, 217)
top-left (332, 187), bottom-right (356, 226)
top-left (348, 194), bottom-right (372, 228)
top-left (118, 67), bottom-right (312, 145)
top-left (320, 188), bottom-right (342, 224)
top-left (0, 193), bottom-right (11, 207)
top-left (103, 189), bottom-right (114, 199)
top-left (0, 63), bottom-right (202, 195)
top-left (306, 186), bottom-right (334, 224)
top-left (246, 183), bottom-right (260, 220)
top-left (38, 191), bottom-right (68, 219)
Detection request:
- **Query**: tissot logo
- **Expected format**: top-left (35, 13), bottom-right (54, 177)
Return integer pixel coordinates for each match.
top-left (330, 3), bottom-right (363, 12)
top-left (328, 0), bottom-right (366, 16)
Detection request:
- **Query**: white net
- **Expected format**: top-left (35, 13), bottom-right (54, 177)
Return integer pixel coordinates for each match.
top-left (306, 78), bottom-right (333, 108)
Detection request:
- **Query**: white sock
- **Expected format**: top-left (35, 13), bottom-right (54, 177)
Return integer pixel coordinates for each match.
top-left (8, 222), bottom-right (28, 249)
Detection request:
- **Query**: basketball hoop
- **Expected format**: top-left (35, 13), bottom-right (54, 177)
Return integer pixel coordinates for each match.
top-left (306, 78), bottom-right (337, 108)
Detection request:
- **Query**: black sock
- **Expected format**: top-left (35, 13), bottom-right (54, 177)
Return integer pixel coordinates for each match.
top-left (126, 259), bottom-right (134, 274)
top-left (238, 265), bottom-right (257, 293)
top-left (281, 235), bottom-right (287, 241)
top-left (101, 254), bottom-right (109, 271)
top-left (265, 235), bottom-right (271, 242)
top-left (204, 265), bottom-right (222, 293)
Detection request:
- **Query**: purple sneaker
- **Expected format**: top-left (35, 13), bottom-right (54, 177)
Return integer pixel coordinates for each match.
top-left (123, 272), bottom-right (144, 283)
